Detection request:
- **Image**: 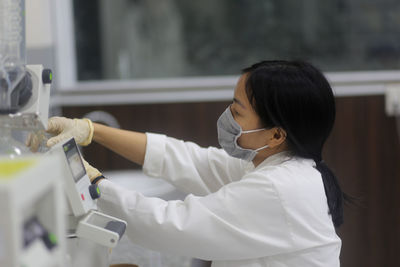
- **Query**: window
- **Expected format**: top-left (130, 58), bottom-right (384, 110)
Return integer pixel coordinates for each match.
top-left (73, 0), bottom-right (400, 81)
top-left (52, 0), bottom-right (400, 105)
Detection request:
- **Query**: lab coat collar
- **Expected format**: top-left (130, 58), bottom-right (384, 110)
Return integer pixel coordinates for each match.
top-left (243, 151), bottom-right (294, 172)
top-left (243, 151), bottom-right (298, 174)
top-left (259, 151), bottom-right (294, 167)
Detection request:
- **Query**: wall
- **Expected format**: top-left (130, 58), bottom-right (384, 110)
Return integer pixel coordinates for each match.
top-left (325, 96), bottom-right (400, 267)
top-left (25, 0), bottom-right (54, 68)
top-left (63, 95), bottom-right (400, 267)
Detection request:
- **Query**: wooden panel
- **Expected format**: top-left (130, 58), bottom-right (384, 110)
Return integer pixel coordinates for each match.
top-left (324, 96), bottom-right (400, 267)
top-left (62, 95), bottom-right (400, 267)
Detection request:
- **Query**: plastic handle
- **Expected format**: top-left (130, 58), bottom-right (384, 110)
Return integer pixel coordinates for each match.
top-left (105, 221), bottom-right (126, 240)
top-left (89, 184), bottom-right (101, 200)
top-left (42, 69), bottom-right (53, 84)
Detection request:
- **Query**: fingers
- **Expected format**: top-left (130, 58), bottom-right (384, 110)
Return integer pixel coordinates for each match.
top-left (81, 158), bottom-right (90, 171)
top-left (30, 136), bottom-right (40, 152)
top-left (46, 117), bottom-right (66, 134)
top-left (25, 133), bottom-right (32, 147)
top-left (47, 133), bottom-right (70, 147)
top-left (25, 133), bottom-right (40, 152)
top-left (81, 157), bottom-right (102, 181)
top-left (47, 117), bottom-right (73, 146)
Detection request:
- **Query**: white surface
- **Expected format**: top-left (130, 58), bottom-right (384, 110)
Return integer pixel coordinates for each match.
top-left (66, 237), bottom-right (111, 267)
top-left (20, 240), bottom-right (58, 267)
top-left (385, 85), bottom-right (400, 116)
top-left (0, 229), bottom-right (4, 261)
top-left (26, 0), bottom-right (53, 48)
top-left (51, 71), bottom-right (400, 107)
top-left (110, 238), bottom-right (192, 267)
top-left (52, 0), bottom-right (76, 89)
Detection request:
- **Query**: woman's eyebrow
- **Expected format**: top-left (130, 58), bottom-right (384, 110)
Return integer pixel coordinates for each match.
top-left (233, 98), bottom-right (246, 109)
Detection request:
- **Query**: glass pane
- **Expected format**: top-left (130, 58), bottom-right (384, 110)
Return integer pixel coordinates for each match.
top-left (73, 0), bottom-right (400, 81)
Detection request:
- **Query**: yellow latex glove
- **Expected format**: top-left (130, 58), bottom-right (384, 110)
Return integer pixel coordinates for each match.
top-left (25, 130), bottom-right (46, 152)
top-left (26, 131), bottom-right (102, 183)
top-left (81, 158), bottom-right (103, 183)
top-left (46, 117), bottom-right (94, 147)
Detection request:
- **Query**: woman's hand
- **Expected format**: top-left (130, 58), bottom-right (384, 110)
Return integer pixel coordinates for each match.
top-left (82, 158), bottom-right (103, 183)
top-left (46, 117), bottom-right (94, 147)
top-left (25, 131), bottom-right (43, 152)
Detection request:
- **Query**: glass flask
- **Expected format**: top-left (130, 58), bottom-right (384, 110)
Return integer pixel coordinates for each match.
top-left (0, 0), bottom-right (26, 110)
top-left (0, 127), bottom-right (31, 159)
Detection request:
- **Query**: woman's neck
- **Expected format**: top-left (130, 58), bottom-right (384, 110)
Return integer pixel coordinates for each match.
top-left (252, 143), bottom-right (289, 167)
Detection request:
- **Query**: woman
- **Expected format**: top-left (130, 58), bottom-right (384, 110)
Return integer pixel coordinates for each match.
top-left (43, 60), bottom-right (343, 266)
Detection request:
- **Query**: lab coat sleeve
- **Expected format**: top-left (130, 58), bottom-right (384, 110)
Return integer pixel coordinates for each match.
top-left (142, 133), bottom-right (247, 195)
top-left (97, 175), bottom-right (298, 261)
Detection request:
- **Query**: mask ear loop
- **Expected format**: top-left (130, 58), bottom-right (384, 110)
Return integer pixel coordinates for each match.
top-left (241, 128), bottom-right (267, 134)
top-left (240, 128), bottom-right (269, 152)
top-left (254, 144), bottom-right (269, 152)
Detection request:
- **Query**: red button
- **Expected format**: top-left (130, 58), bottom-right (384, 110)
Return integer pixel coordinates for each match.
top-left (81, 194), bottom-right (85, 201)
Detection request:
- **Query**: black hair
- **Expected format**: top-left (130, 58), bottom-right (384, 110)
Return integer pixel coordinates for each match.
top-left (242, 60), bottom-right (344, 228)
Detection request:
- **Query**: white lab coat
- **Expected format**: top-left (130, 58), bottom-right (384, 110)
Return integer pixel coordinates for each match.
top-left (97, 133), bottom-right (341, 267)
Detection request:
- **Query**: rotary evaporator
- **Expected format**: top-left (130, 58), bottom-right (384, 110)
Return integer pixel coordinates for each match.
top-left (0, 1), bottom-right (126, 266)
top-left (0, 1), bottom-right (64, 266)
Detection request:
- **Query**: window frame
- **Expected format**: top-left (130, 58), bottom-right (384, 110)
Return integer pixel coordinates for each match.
top-left (51, 0), bottom-right (400, 107)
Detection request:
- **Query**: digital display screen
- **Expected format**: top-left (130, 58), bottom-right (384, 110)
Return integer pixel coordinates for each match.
top-left (63, 139), bottom-right (86, 182)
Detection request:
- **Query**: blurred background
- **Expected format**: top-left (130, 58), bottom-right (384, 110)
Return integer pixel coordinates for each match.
top-left (27, 0), bottom-right (400, 266)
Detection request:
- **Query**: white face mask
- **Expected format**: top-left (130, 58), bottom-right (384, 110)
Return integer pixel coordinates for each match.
top-left (217, 106), bottom-right (269, 161)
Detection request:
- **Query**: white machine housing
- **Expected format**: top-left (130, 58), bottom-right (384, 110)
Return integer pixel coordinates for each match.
top-left (50, 138), bottom-right (96, 216)
top-left (0, 155), bottom-right (66, 267)
top-left (19, 65), bottom-right (51, 129)
top-left (48, 138), bottom-right (127, 248)
top-left (0, 64), bottom-right (51, 130)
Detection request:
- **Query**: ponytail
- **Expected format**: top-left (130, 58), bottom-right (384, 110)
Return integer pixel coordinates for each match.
top-left (242, 60), bottom-right (346, 228)
top-left (315, 160), bottom-right (343, 228)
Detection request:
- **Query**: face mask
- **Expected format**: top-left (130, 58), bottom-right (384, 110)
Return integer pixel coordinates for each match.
top-left (217, 106), bottom-right (269, 161)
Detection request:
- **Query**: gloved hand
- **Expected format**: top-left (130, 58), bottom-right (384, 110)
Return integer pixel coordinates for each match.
top-left (46, 117), bottom-right (94, 147)
top-left (82, 158), bottom-right (103, 183)
top-left (25, 131), bottom-right (45, 152)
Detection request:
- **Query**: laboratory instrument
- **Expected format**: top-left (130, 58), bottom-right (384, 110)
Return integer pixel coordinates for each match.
top-left (0, 1), bottom-right (126, 265)
top-left (0, 155), bottom-right (66, 267)
top-left (0, 0), bottom-right (27, 112)
top-left (0, 64), bottom-right (52, 159)
top-left (48, 137), bottom-right (127, 248)
top-left (0, 64), bottom-right (52, 130)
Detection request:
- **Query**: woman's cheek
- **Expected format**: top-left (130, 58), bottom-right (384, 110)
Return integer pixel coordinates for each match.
top-left (236, 134), bottom-right (247, 148)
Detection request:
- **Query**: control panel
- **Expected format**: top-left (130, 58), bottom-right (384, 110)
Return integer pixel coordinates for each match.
top-left (49, 138), bottom-right (98, 216)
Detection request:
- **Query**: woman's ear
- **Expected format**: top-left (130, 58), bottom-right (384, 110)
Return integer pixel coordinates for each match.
top-left (268, 127), bottom-right (287, 147)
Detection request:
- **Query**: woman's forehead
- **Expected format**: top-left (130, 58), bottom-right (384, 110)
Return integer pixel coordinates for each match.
top-left (234, 74), bottom-right (250, 104)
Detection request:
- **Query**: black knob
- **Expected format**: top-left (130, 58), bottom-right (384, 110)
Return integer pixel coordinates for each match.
top-left (89, 184), bottom-right (101, 200)
top-left (42, 69), bottom-right (53, 84)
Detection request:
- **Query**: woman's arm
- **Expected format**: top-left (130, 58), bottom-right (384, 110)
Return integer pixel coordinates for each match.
top-left (143, 133), bottom-right (246, 195)
top-left (96, 174), bottom-right (297, 261)
top-left (93, 123), bottom-right (147, 165)
top-left (43, 117), bottom-right (244, 194)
